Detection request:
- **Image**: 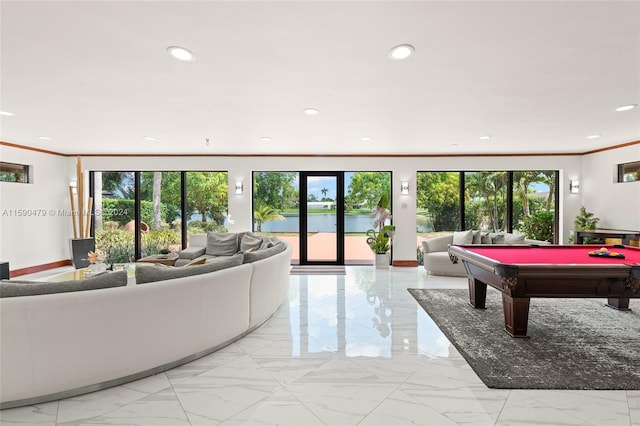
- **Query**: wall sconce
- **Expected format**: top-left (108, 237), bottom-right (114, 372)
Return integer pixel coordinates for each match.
top-left (235, 180), bottom-right (244, 195)
top-left (570, 179), bottom-right (580, 194)
top-left (400, 180), bottom-right (409, 195)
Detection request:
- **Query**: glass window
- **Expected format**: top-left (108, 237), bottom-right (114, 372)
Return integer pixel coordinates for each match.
top-left (140, 172), bottom-right (182, 256)
top-left (0, 161), bottom-right (30, 183)
top-left (94, 171), bottom-right (136, 263)
top-left (185, 172), bottom-right (229, 243)
top-left (252, 171), bottom-right (299, 262)
top-left (618, 161), bottom-right (640, 182)
top-left (464, 171), bottom-right (507, 232)
top-left (512, 171), bottom-right (556, 243)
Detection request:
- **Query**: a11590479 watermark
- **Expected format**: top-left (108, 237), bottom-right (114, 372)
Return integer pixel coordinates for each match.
top-left (1, 208), bottom-right (129, 217)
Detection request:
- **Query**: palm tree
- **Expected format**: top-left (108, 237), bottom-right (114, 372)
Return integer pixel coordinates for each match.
top-left (253, 202), bottom-right (286, 232)
top-left (321, 187), bottom-right (328, 200)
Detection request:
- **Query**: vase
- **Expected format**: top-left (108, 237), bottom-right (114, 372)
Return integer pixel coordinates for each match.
top-left (70, 238), bottom-right (96, 269)
top-left (375, 253), bottom-right (389, 269)
top-left (88, 263), bottom-right (107, 273)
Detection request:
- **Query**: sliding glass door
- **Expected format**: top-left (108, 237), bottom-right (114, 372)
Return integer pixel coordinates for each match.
top-left (299, 172), bottom-right (344, 265)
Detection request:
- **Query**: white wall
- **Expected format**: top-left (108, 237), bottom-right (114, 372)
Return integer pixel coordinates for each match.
top-left (1, 147), bottom-right (596, 271)
top-left (0, 146), bottom-right (73, 270)
top-left (581, 144), bottom-right (640, 231)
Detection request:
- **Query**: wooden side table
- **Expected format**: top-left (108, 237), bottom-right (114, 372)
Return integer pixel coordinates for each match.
top-left (137, 253), bottom-right (179, 266)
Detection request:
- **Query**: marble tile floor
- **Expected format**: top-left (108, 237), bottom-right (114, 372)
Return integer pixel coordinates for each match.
top-left (1, 266), bottom-right (638, 426)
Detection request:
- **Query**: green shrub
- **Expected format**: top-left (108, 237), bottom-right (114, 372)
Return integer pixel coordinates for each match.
top-left (518, 211), bottom-right (554, 242)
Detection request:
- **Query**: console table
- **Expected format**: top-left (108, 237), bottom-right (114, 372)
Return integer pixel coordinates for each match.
top-left (574, 229), bottom-right (640, 245)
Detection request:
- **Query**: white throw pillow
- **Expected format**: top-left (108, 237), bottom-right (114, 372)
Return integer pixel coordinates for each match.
top-left (504, 233), bottom-right (526, 244)
top-left (452, 230), bottom-right (474, 245)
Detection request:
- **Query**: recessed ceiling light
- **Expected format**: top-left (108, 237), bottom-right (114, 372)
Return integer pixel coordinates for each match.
top-left (37, 136), bottom-right (52, 140)
top-left (304, 108), bottom-right (319, 115)
top-left (388, 44), bottom-right (415, 60)
top-left (360, 136), bottom-right (372, 141)
top-left (479, 135), bottom-right (492, 140)
top-left (260, 137), bottom-right (272, 142)
top-left (615, 104), bottom-right (637, 112)
top-left (143, 136), bottom-right (156, 141)
top-left (167, 46), bottom-right (195, 62)
top-left (586, 134), bottom-right (601, 139)
top-left (0, 111), bottom-right (14, 116)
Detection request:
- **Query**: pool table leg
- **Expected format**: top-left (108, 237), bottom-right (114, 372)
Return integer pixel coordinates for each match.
top-left (501, 294), bottom-right (530, 338)
top-left (468, 278), bottom-right (487, 309)
top-left (606, 298), bottom-right (631, 311)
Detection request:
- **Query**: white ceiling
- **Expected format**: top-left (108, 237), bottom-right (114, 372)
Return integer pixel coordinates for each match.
top-left (1, 1), bottom-right (639, 156)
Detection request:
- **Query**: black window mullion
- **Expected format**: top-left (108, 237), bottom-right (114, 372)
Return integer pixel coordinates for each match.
top-left (134, 172), bottom-right (142, 260)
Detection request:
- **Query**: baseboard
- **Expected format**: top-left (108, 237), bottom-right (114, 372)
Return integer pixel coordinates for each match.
top-left (392, 260), bottom-right (419, 267)
top-left (10, 259), bottom-right (73, 278)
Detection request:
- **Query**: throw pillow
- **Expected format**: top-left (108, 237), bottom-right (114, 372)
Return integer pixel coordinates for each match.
top-left (452, 230), bottom-right (474, 245)
top-left (489, 232), bottom-right (505, 244)
top-left (186, 258), bottom-right (206, 266)
top-left (206, 232), bottom-right (239, 256)
top-left (472, 230), bottom-right (482, 244)
top-left (243, 242), bottom-right (287, 263)
top-left (240, 234), bottom-right (263, 252)
top-left (504, 233), bottom-right (526, 244)
top-left (136, 253), bottom-right (244, 284)
top-left (480, 232), bottom-right (492, 244)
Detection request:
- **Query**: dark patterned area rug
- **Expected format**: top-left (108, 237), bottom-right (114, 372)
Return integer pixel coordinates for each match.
top-left (408, 288), bottom-right (640, 390)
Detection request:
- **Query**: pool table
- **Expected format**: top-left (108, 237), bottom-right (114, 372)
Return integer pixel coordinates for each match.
top-left (447, 244), bottom-right (640, 337)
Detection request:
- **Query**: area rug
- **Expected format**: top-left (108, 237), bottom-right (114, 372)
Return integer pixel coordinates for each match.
top-left (290, 265), bottom-right (346, 275)
top-left (408, 288), bottom-right (640, 390)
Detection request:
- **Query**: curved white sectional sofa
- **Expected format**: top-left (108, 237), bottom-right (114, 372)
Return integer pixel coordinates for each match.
top-left (0, 242), bottom-right (291, 409)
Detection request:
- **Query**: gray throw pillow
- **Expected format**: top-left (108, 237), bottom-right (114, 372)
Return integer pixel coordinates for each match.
top-left (472, 230), bottom-right (482, 244)
top-left (480, 232), bottom-right (492, 244)
top-left (504, 233), bottom-right (526, 244)
top-left (489, 232), bottom-right (505, 244)
top-left (240, 234), bottom-right (263, 252)
top-left (136, 253), bottom-right (243, 284)
top-left (0, 270), bottom-right (128, 298)
top-left (206, 232), bottom-right (239, 256)
top-left (243, 242), bottom-right (286, 263)
top-left (452, 230), bottom-right (474, 245)
top-left (178, 246), bottom-right (206, 260)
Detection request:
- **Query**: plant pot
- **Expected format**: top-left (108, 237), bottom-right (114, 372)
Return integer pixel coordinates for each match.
top-left (70, 238), bottom-right (96, 269)
top-left (375, 253), bottom-right (389, 269)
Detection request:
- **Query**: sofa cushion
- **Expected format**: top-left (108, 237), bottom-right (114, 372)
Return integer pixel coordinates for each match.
top-left (0, 270), bottom-right (128, 298)
top-left (186, 257), bottom-right (207, 266)
top-left (481, 232), bottom-right (492, 244)
top-left (206, 232), bottom-right (239, 256)
top-left (243, 242), bottom-right (286, 263)
top-left (472, 230), bottom-right (482, 244)
top-left (240, 234), bottom-right (264, 252)
top-left (489, 232), bottom-right (505, 244)
top-left (452, 230), bottom-right (474, 245)
top-left (136, 253), bottom-right (244, 284)
top-left (178, 246), bottom-right (206, 260)
top-left (504, 233), bottom-right (526, 244)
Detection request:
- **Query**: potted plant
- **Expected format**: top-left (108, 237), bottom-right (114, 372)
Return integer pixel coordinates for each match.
top-left (573, 206), bottom-right (600, 243)
top-left (366, 194), bottom-right (395, 268)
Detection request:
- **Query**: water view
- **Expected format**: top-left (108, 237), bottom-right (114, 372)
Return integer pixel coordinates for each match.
top-left (260, 213), bottom-right (433, 233)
